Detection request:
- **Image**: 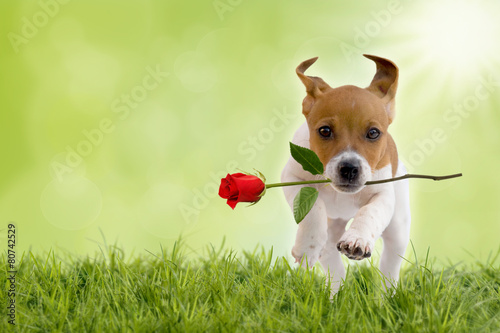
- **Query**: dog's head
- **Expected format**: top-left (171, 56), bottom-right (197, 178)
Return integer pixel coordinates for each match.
top-left (297, 55), bottom-right (399, 193)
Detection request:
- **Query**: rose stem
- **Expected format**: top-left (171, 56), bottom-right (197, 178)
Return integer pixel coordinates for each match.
top-left (264, 173), bottom-right (462, 189)
top-left (265, 179), bottom-right (331, 189)
top-left (364, 173), bottom-right (463, 185)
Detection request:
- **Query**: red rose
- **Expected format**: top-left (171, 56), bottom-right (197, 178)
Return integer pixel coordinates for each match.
top-left (218, 173), bottom-right (266, 209)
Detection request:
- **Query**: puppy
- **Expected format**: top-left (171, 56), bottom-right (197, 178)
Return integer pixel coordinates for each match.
top-left (281, 55), bottom-right (411, 294)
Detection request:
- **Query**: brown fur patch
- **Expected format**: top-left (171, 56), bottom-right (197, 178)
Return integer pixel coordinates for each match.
top-left (296, 55), bottom-right (400, 175)
top-left (306, 86), bottom-right (397, 172)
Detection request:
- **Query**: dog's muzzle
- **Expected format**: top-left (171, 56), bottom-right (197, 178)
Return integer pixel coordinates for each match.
top-left (326, 151), bottom-right (370, 193)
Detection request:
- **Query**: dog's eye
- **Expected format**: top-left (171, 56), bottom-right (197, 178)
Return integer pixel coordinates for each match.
top-left (366, 128), bottom-right (381, 140)
top-left (318, 126), bottom-right (332, 138)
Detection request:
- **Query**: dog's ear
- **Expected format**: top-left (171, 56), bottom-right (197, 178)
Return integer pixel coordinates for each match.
top-left (364, 54), bottom-right (399, 123)
top-left (296, 57), bottom-right (331, 116)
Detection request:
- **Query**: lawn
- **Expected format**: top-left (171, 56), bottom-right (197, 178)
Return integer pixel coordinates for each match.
top-left (2, 239), bottom-right (499, 332)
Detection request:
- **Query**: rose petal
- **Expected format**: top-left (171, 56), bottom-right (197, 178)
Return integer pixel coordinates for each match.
top-left (218, 179), bottom-right (231, 198)
top-left (231, 175), bottom-right (265, 203)
top-left (218, 174), bottom-right (239, 199)
top-left (227, 197), bottom-right (238, 209)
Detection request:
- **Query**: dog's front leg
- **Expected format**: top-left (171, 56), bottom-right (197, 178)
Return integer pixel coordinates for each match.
top-left (319, 218), bottom-right (348, 296)
top-left (291, 197), bottom-right (328, 268)
top-left (282, 162), bottom-right (328, 268)
top-left (337, 187), bottom-right (395, 260)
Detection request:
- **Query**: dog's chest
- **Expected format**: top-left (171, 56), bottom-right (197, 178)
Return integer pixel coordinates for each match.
top-left (318, 186), bottom-right (363, 221)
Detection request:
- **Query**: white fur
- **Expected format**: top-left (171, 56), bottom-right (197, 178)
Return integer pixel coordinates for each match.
top-left (282, 122), bottom-right (411, 296)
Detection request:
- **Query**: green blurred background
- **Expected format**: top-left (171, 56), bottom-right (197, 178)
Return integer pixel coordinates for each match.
top-left (1, 0), bottom-right (499, 264)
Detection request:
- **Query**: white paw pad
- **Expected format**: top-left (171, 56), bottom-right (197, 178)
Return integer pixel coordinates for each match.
top-left (336, 230), bottom-right (373, 260)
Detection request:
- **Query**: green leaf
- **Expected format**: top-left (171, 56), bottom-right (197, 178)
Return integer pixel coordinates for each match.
top-left (293, 187), bottom-right (319, 224)
top-left (289, 142), bottom-right (324, 175)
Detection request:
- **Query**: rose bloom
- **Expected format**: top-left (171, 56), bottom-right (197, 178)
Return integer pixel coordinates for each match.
top-left (219, 173), bottom-right (265, 209)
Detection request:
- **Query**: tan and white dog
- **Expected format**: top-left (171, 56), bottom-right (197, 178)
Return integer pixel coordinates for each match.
top-left (281, 55), bottom-right (411, 294)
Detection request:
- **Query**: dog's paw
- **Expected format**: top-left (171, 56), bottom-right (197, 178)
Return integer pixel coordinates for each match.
top-left (336, 229), bottom-right (374, 260)
top-left (292, 244), bottom-right (322, 269)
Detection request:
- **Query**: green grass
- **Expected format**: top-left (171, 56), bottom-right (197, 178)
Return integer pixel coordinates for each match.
top-left (2, 240), bottom-right (499, 332)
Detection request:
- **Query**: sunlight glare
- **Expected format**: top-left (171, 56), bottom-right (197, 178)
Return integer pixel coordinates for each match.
top-left (418, 1), bottom-right (497, 77)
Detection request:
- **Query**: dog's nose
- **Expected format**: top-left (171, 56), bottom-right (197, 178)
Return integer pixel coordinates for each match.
top-left (339, 161), bottom-right (360, 182)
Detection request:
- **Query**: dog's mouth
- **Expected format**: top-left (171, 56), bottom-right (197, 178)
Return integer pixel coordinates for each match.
top-left (331, 182), bottom-right (364, 193)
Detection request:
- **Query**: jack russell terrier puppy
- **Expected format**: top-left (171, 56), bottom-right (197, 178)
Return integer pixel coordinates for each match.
top-left (281, 54), bottom-right (411, 294)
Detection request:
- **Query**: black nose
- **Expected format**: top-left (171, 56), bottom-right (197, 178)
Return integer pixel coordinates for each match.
top-left (339, 161), bottom-right (360, 182)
